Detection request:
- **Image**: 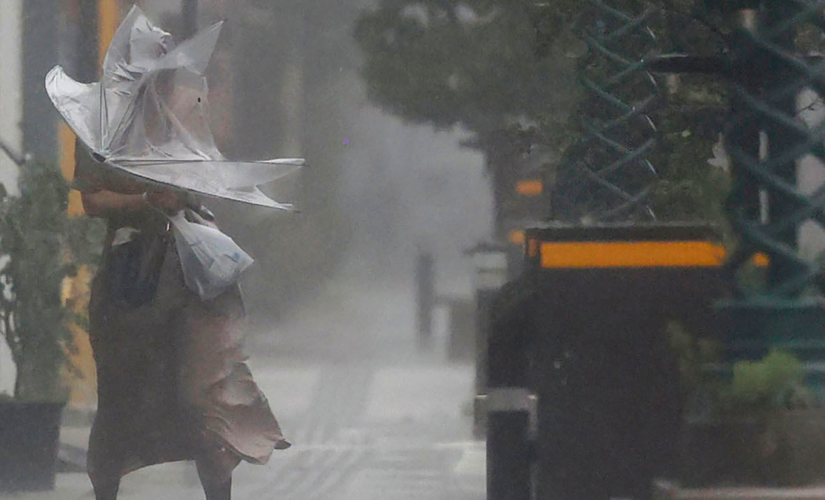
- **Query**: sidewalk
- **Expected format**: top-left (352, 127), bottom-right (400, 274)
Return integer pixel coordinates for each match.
top-left (2, 280), bottom-right (485, 500)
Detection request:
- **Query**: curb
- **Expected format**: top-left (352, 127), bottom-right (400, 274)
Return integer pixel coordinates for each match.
top-left (654, 479), bottom-right (825, 500)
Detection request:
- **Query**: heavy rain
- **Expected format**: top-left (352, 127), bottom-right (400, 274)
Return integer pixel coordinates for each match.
top-left (3, 1), bottom-right (825, 500)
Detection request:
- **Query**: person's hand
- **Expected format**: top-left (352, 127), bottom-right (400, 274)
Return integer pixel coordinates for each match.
top-left (146, 188), bottom-right (187, 213)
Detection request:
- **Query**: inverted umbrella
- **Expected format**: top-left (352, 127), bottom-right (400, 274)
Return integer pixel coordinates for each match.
top-left (45, 5), bottom-right (303, 210)
top-left (46, 6), bottom-right (305, 300)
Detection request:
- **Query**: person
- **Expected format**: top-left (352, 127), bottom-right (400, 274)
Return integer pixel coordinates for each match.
top-left (74, 143), bottom-right (290, 500)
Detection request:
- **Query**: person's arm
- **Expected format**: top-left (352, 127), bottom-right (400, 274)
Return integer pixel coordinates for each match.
top-left (81, 189), bottom-right (186, 218)
top-left (74, 139), bottom-right (186, 218)
top-left (81, 190), bottom-right (148, 217)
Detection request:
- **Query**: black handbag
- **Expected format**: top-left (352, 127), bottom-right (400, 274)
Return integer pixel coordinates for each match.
top-left (108, 230), bottom-right (170, 306)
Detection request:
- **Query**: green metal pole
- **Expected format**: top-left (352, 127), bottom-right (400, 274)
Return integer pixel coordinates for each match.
top-left (725, 2), bottom-right (822, 304)
top-left (719, 1), bottom-right (825, 375)
top-left (761, 2), bottom-right (806, 289)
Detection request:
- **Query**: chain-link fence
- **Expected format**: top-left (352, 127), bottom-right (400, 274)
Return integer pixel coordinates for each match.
top-left (552, 0), bottom-right (661, 222)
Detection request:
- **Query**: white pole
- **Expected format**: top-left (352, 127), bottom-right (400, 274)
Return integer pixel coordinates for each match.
top-left (0, 0), bottom-right (22, 396)
top-left (0, 0), bottom-right (24, 193)
top-left (0, 0), bottom-right (23, 196)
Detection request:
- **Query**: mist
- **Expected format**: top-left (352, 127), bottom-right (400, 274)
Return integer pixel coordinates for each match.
top-left (145, 0), bottom-right (496, 313)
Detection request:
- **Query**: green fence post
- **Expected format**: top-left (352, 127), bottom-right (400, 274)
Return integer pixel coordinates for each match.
top-left (720, 2), bottom-right (825, 373)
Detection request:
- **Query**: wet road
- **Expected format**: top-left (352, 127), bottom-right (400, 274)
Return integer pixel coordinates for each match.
top-left (235, 278), bottom-right (485, 500)
top-left (11, 278), bottom-right (485, 500)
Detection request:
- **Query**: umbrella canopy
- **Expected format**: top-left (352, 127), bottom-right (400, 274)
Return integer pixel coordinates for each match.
top-left (46, 5), bottom-right (303, 209)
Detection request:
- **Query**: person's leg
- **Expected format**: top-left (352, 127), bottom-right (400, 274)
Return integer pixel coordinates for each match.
top-left (89, 474), bottom-right (121, 500)
top-left (87, 421), bottom-right (123, 500)
top-left (196, 447), bottom-right (241, 500)
top-left (197, 472), bottom-right (231, 500)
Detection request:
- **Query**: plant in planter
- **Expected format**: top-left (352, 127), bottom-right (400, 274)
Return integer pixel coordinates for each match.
top-left (670, 322), bottom-right (825, 488)
top-left (721, 349), bottom-right (813, 415)
top-left (708, 350), bottom-right (825, 487)
top-left (0, 160), bottom-right (103, 491)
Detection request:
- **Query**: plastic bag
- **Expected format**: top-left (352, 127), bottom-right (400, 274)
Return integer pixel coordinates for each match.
top-left (169, 212), bottom-right (254, 300)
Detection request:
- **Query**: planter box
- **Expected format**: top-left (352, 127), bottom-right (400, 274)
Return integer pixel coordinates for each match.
top-left (0, 400), bottom-right (65, 491)
top-left (680, 410), bottom-right (825, 488)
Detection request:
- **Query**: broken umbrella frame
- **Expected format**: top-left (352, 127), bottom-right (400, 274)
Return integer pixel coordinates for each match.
top-left (46, 5), bottom-right (306, 298)
top-left (46, 5), bottom-right (305, 210)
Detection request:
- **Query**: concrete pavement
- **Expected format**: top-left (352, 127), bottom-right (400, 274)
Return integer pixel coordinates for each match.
top-left (2, 279), bottom-right (485, 500)
top-left (653, 480), bottom-right (825, 500)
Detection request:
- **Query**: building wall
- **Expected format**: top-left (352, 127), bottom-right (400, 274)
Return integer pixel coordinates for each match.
top-left (798, 88), bottom-right (825, 261)
top-left (22, 0), bottom-right (59, 162)
top-left (0, 0), bottom-right (23, 196)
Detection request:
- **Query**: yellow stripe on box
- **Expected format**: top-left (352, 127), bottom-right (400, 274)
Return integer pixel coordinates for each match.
top-left (516, 180), bottom-right (543, 197)
top-left (540, 241), bottom-right (727, 268)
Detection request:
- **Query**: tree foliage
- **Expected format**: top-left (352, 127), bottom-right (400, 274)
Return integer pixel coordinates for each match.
top-left (354, 0), bottom-right (749, 223)
top-left (355, 0), bottom-right (579, 136)
top-left (354, 0), bottom-right (581, 235)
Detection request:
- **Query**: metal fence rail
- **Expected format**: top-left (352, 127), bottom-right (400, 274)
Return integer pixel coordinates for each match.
top-left (552, 0), bottom-right (660, 222)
